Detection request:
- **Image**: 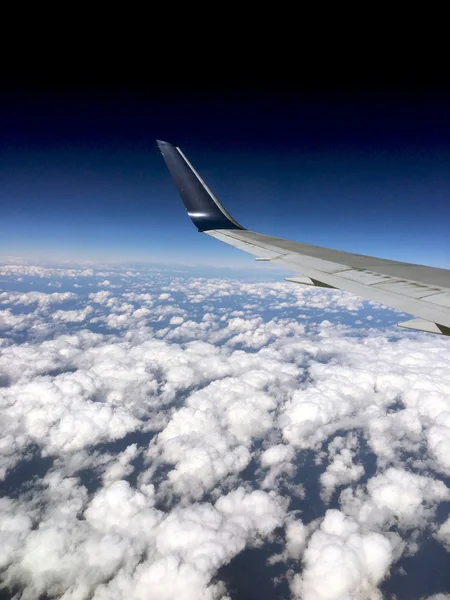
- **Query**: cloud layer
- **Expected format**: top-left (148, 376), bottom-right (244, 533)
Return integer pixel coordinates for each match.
top-left (1, 263), bottom-right (449, 599)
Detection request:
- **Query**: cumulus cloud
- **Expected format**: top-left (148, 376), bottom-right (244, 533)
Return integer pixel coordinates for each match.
top-left (89, 290), bottom-right (113, 304)
top-left (285, 519), bottom-right (307, 559)
top-left (436, 516), bottom-right (450, 551)
top-left (52, 305), bottom-right (94, 323)
top-left (152, 371), bottom-right (290, 500)
top-left (102, 444), bottom-right (140, 485)
top-left (0, 291), bottom-right (76, 307)
top-left (169, 316), bottom-right (184, 325)
top-left (320, 433), bottom-right (364, 502)
top-left (261, 444), bottom-right (295, 468)
top-left (291, 510), bottom-right (394, 600)
top-left (0, 265), bottom-right (95, 278)
top-left (2, 478), bottom-right (285, 600)
top-left (260, 444), bottom-right (296, 489)
top-left (341, 467), bottom-right (450, 533)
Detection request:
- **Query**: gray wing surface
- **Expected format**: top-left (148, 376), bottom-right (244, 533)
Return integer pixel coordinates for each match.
top-left (157, 140), bottom-right (450, 336)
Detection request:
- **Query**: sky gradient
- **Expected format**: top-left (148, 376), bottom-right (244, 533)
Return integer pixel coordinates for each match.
top-left (1, 88), bottom-right (449, 268)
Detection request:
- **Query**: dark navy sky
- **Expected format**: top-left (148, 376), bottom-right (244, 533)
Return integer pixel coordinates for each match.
top-left (1, 85), bottom-right (449, 267)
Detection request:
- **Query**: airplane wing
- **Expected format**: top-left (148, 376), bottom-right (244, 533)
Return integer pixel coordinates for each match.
top-left (157, 140), bottom-right (450, 336)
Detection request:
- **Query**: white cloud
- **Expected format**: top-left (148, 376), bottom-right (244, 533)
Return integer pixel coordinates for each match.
top-left (341, 467), bottom-right (450, 531)
top-left (3, 481), bottom-right (285, 600)
top-left (285, 520), bottom-right (307, 559)
top-left (102, 444), bottom-right (140, 485)
top-left (260, 444), bottom-right (296, 489)
top-left (122, 292), bottom-right (153, 303)
top-left (1, 369), bottom-right (140, 457)
top-left (169, 316), bottom-right (184, 325)
top-left (52, 305), bottom-right (94, 323)
top-left (320, 433), bottom-right (364, 502)
top-left (0, 291), bottom-right (76, 307)
top-left (0, 497), bottom-right (33, 570)
top-left (158, 293), bottom-right (172, 301)
top-left (291, 510), bottom-right (394, 600)
top-left (153, 379), bottom-right (266, 499)
top-left (436, 516), bottom-right (450, 551)
top-left (0, 309), bottom-right (32, 331)
top-left (261, 444), bottom-right (294, 468)
top-left (0, 265), bottom-right (94, 278)
top-left (89, 290), bottom-right (113, 304)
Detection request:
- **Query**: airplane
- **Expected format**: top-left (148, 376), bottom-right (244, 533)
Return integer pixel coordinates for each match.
top-left (157, 140), bottom-right (450, 336)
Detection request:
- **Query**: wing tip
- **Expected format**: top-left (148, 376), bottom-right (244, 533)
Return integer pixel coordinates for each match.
top-left (157, 140), bottom-right (245, 232)
top-left (156, 139), bottom-right (174, 152)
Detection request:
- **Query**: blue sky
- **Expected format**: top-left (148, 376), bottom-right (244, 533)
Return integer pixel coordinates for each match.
top-left (1, 90), bottom-right (449, 267)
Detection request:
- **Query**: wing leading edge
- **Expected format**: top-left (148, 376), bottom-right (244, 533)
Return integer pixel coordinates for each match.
top-left (157, 140), bottom-right (450, 336)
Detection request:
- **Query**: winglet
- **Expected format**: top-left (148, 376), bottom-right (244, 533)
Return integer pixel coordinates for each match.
top-left (157, 140), bottom-right (245, 232)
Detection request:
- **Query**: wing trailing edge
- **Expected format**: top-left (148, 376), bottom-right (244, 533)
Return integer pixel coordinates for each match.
top-left (397, 318), bottom-right (450, 336)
